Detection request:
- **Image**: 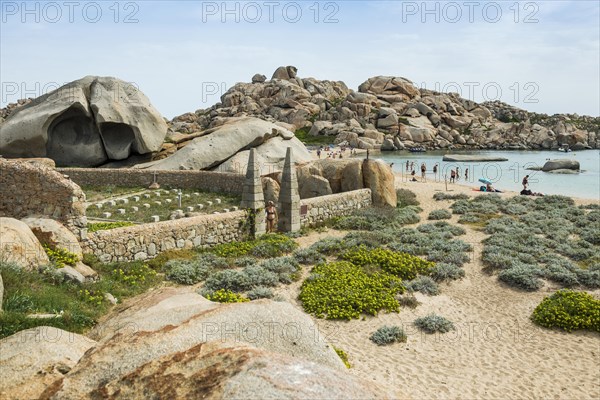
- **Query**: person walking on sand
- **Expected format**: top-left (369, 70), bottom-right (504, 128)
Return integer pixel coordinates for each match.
top-left (465, 167), bottom-right (469, 181)
top-left (455, 167), bottom-right (460, 182)
top-left (265, 201), bottom-right (277, 233)
top-left (406, 160), bottom-right (410, 172)
top-left (420, 162), bottom-right (427, 182)
top-left (522, 175), bottom-right (529, 190)
top-left (450, 168), bottom-right (456, 183)
top-left (433, 163), bottom-right (438, 180)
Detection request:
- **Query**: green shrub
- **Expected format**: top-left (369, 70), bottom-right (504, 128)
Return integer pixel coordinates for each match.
top-left (211, 234), bottom-right (297, 258)
top-left (299, 261), bottom-right (402, 320)
top-left (205, 289), bottom-right (249, 303)
top-left (110, 262), bottom-right (157, 287)
top-left (43, 245), bottom-right (79, 268)
top-left (397, 293), bottom-right (420, 308)
top-left (428, 209), bottom-right (452, 220)
top-left (531, 290), bottom-right (600, 332)
top-left (427, 249), bottom-right (470, 267)
top-left (404, 276), bottom-right (439, 296)
top-left (433, 192), bottom-right (469, 201)
top-left (233, 256), bottom-right (259, 268)
top-left (241, 266), bottom-right (280, 288)
top-left (576, 267), bottom-right (600, 289)
top-left (498, 263), bottom-right (544, 291)
top-left (211, 241), bottom-right (255, 258)
top-left (259, 257), bottom-right (300, 283)
top-left (342, 247), bottom-right (434, 280)
top-left (3, 292), bottom-right (35, 313)
top-left (203, 270), bottom-right (248, 292)
top-left (309, 237), bottom-right (347, 256)
top-left (395, 206), bottom-right (421, 225)
top-left (545, 261), bottom-right (579, 287)
top-left (417, 222), bottom-right (465, 237)
top-left (333, 346), bottom-right (352, 368)
top-left (88, 221), bottom-right (135, 232)
top-left (431, 263), bottom-right (465, 282)
top-left (343, 231), bottom-right (396, 248)
top-left (293, 248), bottom-right (326, 265)
top-left (247, 286), bottom-right (274, 300)
top-left (397, 188), bottom-right (420, 207)
top-left (370, 325), bottom-right (407, 345)
top-left (166, 261), bottom-right (210, 285)
top-left (146, 249), bottom-right (197, 271)
top-left (414, 313), bottom-right (455, 334)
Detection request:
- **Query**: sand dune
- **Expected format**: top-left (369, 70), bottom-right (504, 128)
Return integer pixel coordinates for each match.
top-left (279, 174), bottom-right (600, 400)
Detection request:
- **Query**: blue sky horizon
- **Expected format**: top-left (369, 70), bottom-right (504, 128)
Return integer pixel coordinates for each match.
top-left (1, 0), bottom-right (599, 119)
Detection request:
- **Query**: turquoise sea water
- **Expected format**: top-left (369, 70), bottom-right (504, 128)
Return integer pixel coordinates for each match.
top-left (372, 150), bottom-right (600, 201)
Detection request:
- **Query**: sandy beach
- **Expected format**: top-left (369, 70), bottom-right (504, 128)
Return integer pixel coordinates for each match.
top-left (279, 173), bottom-right (600, 400)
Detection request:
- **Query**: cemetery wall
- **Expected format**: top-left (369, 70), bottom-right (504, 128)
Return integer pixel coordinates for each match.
top-left (299, 189), bottom-right (372, 227)
top-left (58, 168), bottom-right (245, 194)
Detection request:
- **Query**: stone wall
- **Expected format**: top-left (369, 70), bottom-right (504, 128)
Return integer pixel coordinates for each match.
top-left (82, 189), bottom-right (372, 262)
top-left (300, 189), bottom-right (372, 227)
top-left (83, 210), bottom-right (247, 263)
top-left (0, 159), bottom-right (87, 236)
top-left (58, 168), bottom-right (245, 194)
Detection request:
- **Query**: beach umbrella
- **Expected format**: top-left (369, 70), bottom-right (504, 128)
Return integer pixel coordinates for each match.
top-left (478, 178), bottom-right (492, 185)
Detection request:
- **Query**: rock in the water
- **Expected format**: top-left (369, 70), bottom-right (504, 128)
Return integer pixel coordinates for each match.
top-left (0, 327), bottom-right (96, 400)
top-left (0, 76), bottom-right (168, 167)
top-left (541, 159), bottom-right (580, 172)
top-left (546, 169), bottom-right (580, 174)
top-left (21, 217), bottom-right (83, 259)
top-left (442, 154), bottom-right (509, 162)
top-left (0, 217), bottom-right (49, 270)
top-left (362, 159), bottom-right (397, 207)
top-left (85, 341), bottom-right (394, 400)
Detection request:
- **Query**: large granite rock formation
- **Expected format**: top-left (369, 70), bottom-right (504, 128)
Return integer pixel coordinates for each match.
top-left (0, 327), bottom-right (96, 399)
top-left (143, 117), bottom-right (313, 172)
top-left (165, 66), bottom-right (598, 152)
top-left (35, 288), bottom-right (394, 399)
top-left (0, 76), bottom-right (168, 167)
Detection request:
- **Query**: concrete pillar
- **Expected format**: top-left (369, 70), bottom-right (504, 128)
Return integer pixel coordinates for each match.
top-left (278, 147), bottom-right (301, 233)
top-left (240, 149), bottom-right (266, 236)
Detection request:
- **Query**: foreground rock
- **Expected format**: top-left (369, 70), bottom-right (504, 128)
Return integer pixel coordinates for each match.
top-left (140, 117), bottom-right (312, 172)
top-left (77, 341), bottom-right (394, 400)
top-left (541, 159), bottom-right (580, 172)
top-left (46, 290), bottom-right (353, 398)
top-left (0, 327), bottom-right (96, 400)
top-left (442, 154), bottom-right (509, 162)
top-left (0, 217), bottom-right (49, 269)
top-left (0, 76), bottom-right (168, 167)
top-left (21, 217), bottom-right (83, 258)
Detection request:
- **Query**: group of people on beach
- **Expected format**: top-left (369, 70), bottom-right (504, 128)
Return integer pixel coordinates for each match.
top-left (405, 160), bottom-right (469, 185)
top-left (315, 145), bottom-right (357, 160)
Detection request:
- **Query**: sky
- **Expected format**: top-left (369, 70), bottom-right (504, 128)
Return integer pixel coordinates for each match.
top-left (1, 0), bottom-right (599, 119)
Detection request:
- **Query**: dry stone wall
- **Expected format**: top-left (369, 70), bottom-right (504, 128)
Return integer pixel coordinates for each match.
top-left (83, 210), bottom-right (247, 263)
top-left (58, 168), bottom-right (245, 194)
top-left (300, 189), bottom-right (372, 227)
top-left (0, 158), bottom-right (87, 236)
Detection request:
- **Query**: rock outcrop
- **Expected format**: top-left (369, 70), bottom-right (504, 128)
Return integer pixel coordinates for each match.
top-left (165, 66), bottom-right (598, 153)
top-left (294, 158), bottom-right (395, 207)
top-left (38, 288), bottom-right (394, 399)
top-left (144, 117), bottom-right (312, 172)
top-left (21, 217), bottom-right (83, 258)
top-left (541, 159), bottom-right (581, 172)
top-left (0, 327), bottom-right (96, 400)
top-left (443, 154), bottom-right (509, 162)
top-left (0, 76), bottom-right (168, 167)
top-left (0, 217), bottom-right (49, 270)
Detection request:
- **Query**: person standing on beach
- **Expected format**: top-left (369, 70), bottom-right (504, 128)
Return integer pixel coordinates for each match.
top-left (406, 160), bottom-right (410, 172)
top-left (433, 164), bottom-right (438, 180)
top-left (265, 201), bottom-right (277, 233)
top-left (455, 167), bottom-right (460, 182)
top-left (450, 169), bottom-right (456, 183)
top-left (421, 162), bottom-right (427, 182)
top-left (522, 175), bottom-right (529, 190)
top-left (465, 167), bottom-right (469, 181)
